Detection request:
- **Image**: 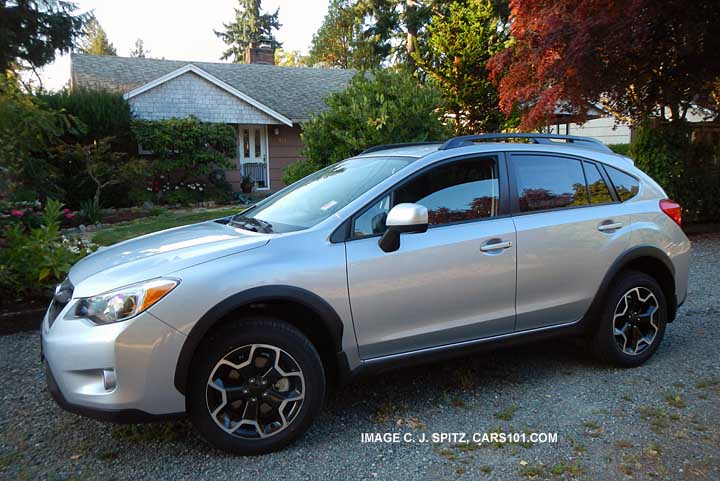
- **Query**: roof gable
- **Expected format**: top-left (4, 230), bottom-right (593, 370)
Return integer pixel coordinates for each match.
top-left (124, 64), bottom-right (292, 126)
top-left (71, 54), bottom-right (356, 123)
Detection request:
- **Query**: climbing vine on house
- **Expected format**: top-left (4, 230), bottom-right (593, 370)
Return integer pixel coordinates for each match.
top-left (131, 117), bottom-right (237, 203)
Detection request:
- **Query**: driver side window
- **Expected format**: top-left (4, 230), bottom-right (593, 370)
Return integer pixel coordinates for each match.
top-left (351, 156), bottom-right (500, 238)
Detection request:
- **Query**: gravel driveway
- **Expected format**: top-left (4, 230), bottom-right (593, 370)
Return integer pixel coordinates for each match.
top-left (1, 234), bottom-right (719, 481)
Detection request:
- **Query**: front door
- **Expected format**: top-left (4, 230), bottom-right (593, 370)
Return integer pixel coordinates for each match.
top-left (238, 125), bottom-right (268, 188)
top-left (346, 155), bottom-right (517, 359)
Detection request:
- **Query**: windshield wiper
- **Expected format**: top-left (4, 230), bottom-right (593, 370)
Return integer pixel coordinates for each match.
top-left (229, 215), bottom-right (274, 233)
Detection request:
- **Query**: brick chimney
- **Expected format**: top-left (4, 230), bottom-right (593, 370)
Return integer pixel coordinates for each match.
top-left (245, 43), bottom-right (276, 65)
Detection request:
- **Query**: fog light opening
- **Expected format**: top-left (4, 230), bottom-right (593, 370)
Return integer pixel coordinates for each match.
top-left (102, 369), bottom-right (116, 391)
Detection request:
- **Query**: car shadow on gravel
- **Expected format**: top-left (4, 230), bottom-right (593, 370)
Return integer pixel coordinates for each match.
top-left (324, 338), bottom-right (595, 417)
top-left (321, 322), bottom-right (695, 425)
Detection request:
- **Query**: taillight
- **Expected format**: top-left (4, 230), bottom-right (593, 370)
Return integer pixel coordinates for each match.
top-left (659, 199), bottom-right (682, 226)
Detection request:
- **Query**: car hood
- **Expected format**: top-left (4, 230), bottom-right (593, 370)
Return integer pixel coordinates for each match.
top-left (70, 220), bottom-right (270, 297)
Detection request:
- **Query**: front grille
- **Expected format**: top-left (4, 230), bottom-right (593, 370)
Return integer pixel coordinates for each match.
top-left (48, 278), bottom-right (74, 327)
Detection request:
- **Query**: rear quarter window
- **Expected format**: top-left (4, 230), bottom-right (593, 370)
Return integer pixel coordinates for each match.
top-left (606, 166), bottom-right (640, 201)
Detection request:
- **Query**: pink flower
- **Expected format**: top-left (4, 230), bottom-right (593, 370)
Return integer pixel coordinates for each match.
top-left (65, 213), bottom-right (73, 219)
top-left (63, 208), bottom-right (71, 213)
top-left (10, 209), bottom-right (24, 217)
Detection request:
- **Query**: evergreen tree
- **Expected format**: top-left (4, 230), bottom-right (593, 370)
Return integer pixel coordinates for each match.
top-left (274, 49), bottom-right (308, 67)
top-left (0, 0), bottom-right (88, 72)
top-left (417, 0), bottom-right (509, 133)
top-left (129, 38), bottom-right (149, 58)
top-left (79, 17), bottom-right (116, 56)
top-left (307, 0), bottom-right (382, 69)
top-left (215, 0), bottom-right (281, 63)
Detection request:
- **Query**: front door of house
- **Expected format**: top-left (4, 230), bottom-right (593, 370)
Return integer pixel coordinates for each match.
top-left (238, 125), bottom-right (268, 188)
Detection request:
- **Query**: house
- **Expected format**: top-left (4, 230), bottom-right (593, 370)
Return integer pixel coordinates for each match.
top-left (548, 104), bottom-right (715, 145)
top-left (546, 104), bottom-right (632, 145)
top-left (70, 49), bottom-right (355, 192)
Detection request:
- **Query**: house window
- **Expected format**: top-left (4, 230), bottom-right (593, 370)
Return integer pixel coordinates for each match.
top-left (254, 128), bottom-right (262, 157)
top-left (243, 128), bottom-right (250, 157)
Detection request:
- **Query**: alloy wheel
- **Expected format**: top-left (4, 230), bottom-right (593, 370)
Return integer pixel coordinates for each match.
top-left (612, 287), bottom-right (660, 356)
top-left (206, 344), bottom-right (305, 439)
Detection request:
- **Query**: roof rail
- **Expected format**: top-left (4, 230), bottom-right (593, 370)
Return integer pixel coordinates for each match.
top-left (438, 133), bottom-right (612, 153)
top-left (360, 142), bottom-right (442, 155)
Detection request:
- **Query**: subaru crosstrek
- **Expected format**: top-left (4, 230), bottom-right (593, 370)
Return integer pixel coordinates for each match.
top-left (42, 134), bottom-right (690, 454)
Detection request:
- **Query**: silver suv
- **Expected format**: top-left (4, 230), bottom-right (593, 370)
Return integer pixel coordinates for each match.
top-left (42, 134), bottom-right (690, 454)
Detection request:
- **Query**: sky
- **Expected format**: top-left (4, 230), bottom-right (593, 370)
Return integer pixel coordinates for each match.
top-left (36, 0), bottom-right (329, 91)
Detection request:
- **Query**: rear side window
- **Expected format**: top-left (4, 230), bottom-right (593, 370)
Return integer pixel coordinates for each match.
top-left (513, 155), bottom-right (588, 212)
top-left (583, 162), bottom-right (614, 205)
top-left (606, 166), bottom-right (640, 201)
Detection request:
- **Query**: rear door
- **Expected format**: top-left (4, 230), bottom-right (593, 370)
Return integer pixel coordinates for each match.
top-left (345, 154), bottom-right (518, 359)
top-left (508, 153), bottom-right (630, 331)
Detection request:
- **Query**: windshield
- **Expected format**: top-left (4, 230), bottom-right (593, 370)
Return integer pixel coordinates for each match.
top-left (232, 156), bottom-right (415, 232)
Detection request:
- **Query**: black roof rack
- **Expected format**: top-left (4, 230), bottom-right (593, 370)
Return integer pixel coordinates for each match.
top-left (438, 133), bottom-right (612, 153)
top-left (360, 142), bottom-right (442, 155)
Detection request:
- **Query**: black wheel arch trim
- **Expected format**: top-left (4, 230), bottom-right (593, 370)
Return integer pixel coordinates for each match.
top-left (174, 285), bottom-right (345, 395)
top-left (580, 244), bottom-right (677, 332)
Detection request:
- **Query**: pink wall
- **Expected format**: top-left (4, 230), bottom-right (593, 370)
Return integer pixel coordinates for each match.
top-left (225, 123), bottom-right (305, 192)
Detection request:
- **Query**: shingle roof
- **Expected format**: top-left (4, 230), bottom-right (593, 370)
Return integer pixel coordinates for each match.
top-left (70, 54), bottom-right (356, 123)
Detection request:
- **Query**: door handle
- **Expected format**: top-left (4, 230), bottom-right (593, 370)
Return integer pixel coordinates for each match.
top-left (597, 221), bottom-right (623, 232)
top-left (480, 240), bottom-right (513, 252)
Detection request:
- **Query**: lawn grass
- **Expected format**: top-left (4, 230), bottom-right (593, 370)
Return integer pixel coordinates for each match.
top-left (91, 206), bottom-right (246, 246)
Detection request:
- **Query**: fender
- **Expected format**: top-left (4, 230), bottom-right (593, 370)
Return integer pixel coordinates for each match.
top-left (579, 244), bottom-right (676, 332)
top-left (173, 285), bottom-right (344, 394)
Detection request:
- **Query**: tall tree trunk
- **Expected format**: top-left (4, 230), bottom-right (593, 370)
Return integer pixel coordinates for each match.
top-left (406, 0), bottom-right (418, 72)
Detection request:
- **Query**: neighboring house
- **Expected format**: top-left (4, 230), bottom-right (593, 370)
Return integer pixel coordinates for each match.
top-left (549, 104), bottom-right (713, 145)
top-left (550, 116), bottom-right (633, 145)
top-left (70, 49), bottom-right (355, 192)
top-left (547, 104), bottom-right (632, 145)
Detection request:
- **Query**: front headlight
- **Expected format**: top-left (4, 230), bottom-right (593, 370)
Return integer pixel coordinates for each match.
top-left (68, 278), bottom-right (179, 325)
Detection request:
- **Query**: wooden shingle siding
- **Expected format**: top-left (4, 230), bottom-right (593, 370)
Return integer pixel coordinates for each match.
top-left (128, 72), bottom-right (278, 124)
top-left (268, 124), bottom-right (305, 191)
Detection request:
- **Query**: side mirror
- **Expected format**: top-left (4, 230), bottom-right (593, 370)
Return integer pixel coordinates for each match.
top-left (378, 203), bottom-right (428, 253)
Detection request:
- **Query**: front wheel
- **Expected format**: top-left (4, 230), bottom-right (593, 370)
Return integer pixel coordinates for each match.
top-left (591, 270), bottom-right (668, 367)
top-left (188, 318), bottom-right (325, 455)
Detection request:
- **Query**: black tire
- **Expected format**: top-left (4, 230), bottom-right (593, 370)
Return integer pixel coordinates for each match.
top-left (188, 317), bottom-right (326, 455)
top-left (591, 270), bottom-right (668, 367)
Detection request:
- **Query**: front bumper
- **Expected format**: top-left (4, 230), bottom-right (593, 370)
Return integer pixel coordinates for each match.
top-left (42, 304), bottom-right (188, 420)
top-left (44, 359), bottom-right (182, 423)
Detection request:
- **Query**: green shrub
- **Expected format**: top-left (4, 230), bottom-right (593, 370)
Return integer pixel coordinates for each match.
top-left (608, 143), bottom-right (631, 156)
top-left (132, 117), bottom-right (235, 179)
top-left (630, 122), bottom-right (689, 191)
top-left (163, 188), bottom-right (198, 206)
top-left (38, 88), bottom-right (133, 146)
top-left (80, 199), bottom-right (102, 224)
top-left (131, 117), bottom-right (236, 205)
top-left (286, 69), bottom-right (450, 185)
top-left (0, 199), bottom-right (94, 299)
top-left (282, 160), bottom-right (322, 186)
top-left (0, 83), bottom-right (74, 199)
top-left (4, 87), bottom-right (137, 210)
top-left (630, 122), bottom-right (720, 224)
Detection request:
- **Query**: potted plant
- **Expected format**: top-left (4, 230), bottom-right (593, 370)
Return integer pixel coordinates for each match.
top-left (240, 175), bottom-right (254, 194)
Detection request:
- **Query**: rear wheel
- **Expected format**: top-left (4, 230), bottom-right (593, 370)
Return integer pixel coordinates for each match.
top-left (591, 271), bottom-right (668, 367)
top-left (188, 318), bottom-right (325, 454)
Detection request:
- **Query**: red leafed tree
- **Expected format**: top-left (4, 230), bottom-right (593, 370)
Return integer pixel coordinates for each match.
top-left (488, 0), bottom-right (720, 129)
